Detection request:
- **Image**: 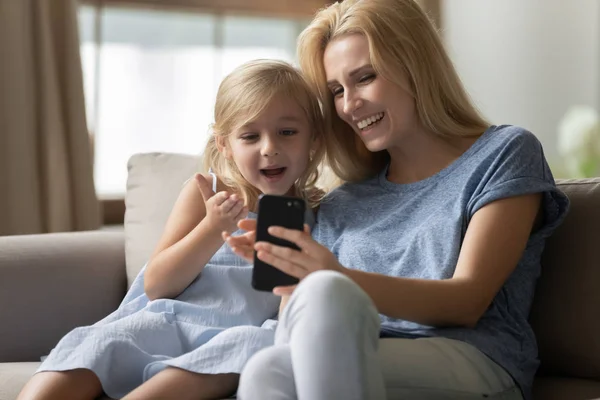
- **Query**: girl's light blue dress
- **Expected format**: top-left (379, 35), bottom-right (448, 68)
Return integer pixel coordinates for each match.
top-left (37, 213), bottom-right (280, 399)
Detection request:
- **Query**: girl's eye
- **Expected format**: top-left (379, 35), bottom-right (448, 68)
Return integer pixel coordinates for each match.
top-left (280, 129), bottom-right (297, 136)
top-left (240, 133), bottom-right (258, 141)
top-left (359, 74), bottom-right (375, 84)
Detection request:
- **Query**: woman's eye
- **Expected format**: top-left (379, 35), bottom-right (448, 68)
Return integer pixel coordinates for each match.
top-left (331, 87), bottom-right (343, 97)
top-left (280, 129), bottom-right (297, 136)
top-left (359, 74), bottom-right (375, 83)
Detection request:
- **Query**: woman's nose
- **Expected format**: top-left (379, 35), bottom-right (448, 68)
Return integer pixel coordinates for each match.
top-left (343, 91), bottom-right (363, 115)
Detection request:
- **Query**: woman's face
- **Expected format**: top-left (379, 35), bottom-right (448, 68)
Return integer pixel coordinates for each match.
top-left (323, 34), bottom-right (418, 153)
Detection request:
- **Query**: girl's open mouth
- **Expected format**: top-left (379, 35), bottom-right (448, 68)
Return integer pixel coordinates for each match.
top-left (260, 167), bottom-right (286, 180)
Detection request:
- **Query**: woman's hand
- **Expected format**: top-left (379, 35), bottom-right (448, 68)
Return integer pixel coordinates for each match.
top-left (195, 174), bottom-right (247, 234)
top-left (254, 224), bottom-right (346, 294)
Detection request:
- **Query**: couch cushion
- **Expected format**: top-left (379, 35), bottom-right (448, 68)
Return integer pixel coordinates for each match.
top-left (125, 153), bottom-right (201, 286)
top-left (0, 362), bottom-right (112, 400)
top-left (0, 362), bottom-right (38, 400)
top-left (529, 178), bottom-right (600, 380)
top-left (533, 376), bottom-right (600, 400)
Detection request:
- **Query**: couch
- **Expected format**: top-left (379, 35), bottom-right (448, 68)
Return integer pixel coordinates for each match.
top-left (1, 152), bottom-right (599, 400)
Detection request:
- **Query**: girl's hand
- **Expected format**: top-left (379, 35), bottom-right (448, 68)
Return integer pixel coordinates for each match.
top-left (195, 174), bottom-right (248, 234)
top-left (223, 225), bottom-right (256, 262)
top-left (254, 224), bottom-right (346, 294)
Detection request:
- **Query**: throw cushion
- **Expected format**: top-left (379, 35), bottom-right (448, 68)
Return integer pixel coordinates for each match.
top-left (124, 152), bottom-right (201, 286)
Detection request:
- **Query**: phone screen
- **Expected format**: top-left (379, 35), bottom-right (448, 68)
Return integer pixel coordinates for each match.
top-left (251, 195), bottom-right (304, 292)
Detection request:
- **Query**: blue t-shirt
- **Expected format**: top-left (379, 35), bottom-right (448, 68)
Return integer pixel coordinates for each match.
top-left (313, 125), bottom-right (569, 399)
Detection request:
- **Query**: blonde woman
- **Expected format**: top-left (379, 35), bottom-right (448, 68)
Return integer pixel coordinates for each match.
top-left (18, 59), bottom-right (325, 400)
top-left (230, 1), bottom-right (569, 399)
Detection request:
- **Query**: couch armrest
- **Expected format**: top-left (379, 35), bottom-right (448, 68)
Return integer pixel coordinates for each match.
top-left (0, 231), bottom-right (127, 362)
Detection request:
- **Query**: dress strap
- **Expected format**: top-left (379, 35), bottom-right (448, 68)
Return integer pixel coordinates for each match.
top-left (208, 168), bottom-right (217, 193)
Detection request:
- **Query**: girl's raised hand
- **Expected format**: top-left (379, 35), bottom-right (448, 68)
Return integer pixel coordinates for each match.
top-left (195, 174), bottom-right (248, 234)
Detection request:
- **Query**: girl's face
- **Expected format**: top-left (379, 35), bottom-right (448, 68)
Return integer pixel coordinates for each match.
top-left (323, 34), bottom-right (419, 153)
top-left (222, 93), bottom-right (315, 196)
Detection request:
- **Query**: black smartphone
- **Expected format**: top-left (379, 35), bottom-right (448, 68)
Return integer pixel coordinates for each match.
top-left (252, 194), bottom-right (304, 292)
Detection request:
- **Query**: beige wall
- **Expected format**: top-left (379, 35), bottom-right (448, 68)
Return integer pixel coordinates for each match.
top-left (442, 0), bottom-right (600, 171)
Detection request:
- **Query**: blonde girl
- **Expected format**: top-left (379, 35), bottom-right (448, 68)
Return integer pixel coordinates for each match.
top-left (18, 59), bottom-right (325, 400)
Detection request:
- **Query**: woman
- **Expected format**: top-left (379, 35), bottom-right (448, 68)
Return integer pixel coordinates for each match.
top-left (228, 1), bottom-right (569, 399)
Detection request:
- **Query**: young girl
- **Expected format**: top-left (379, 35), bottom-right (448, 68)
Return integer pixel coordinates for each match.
top-left (229, 1), bottom-right (569, 400)
top-left (17, 59), bottom-right (325, 400)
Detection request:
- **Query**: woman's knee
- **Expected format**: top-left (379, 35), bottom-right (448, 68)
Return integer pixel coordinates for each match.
top-left (238, 347), bottom-right (293, 398)
top-left (294, 270), bottom-right (376, 320)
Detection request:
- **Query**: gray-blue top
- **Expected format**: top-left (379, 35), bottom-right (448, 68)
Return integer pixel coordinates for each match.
top-left (313, 125), bottom-right (569, 399)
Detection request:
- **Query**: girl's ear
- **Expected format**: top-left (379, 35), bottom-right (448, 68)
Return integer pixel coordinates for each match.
top-left (216, 136), bottom-right (232, 159)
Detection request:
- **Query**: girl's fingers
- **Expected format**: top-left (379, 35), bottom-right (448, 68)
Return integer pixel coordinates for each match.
top-left (238, 219), bottom-right (257, 232)
top-left (212, 191), bottom-right (230, 207)
top-left (220, 195), bottom-right (239, 213)
top-left (234, 205), bottom-right (249, 221)
top-left (228, 199), bottom-right (244, 218)
top-left (230, 244), bottom-right (254, 262)
top-left (224, 230), bottom-right (254, 247)
top-left (273, 285), bottom-right (296, 296)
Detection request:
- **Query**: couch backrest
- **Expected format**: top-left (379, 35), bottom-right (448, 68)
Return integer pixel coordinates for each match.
top-left (529, 178), bottom-right (600, 380)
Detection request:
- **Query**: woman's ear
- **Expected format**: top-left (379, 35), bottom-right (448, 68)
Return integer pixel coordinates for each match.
top-left (216, 136), bottom-right (231, 159)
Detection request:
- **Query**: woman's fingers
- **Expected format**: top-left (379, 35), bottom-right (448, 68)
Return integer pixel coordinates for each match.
top-left (266, 226), bottom-right (320, 254)
top-left (255, 248), bottom-right (308, 279)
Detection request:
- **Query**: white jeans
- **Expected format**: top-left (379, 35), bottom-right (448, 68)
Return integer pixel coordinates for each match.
top-left (238, 271), bottom-right (524, 400)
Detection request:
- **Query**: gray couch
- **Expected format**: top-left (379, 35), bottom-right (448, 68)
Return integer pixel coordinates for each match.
top-left (1, 153), bottom-right (599, 400)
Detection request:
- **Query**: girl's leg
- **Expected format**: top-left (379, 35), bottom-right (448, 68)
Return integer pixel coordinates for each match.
top-left (239, 270), bottom-right (385, 400)
top-left (17, 369), bottom-right (103, 400)
top-left (122, 367), bottom-right (238, 400)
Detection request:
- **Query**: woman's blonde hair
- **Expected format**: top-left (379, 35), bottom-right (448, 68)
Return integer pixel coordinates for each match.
top-left (297, 0), bottom-right (490, 182)
top-left (202, 59), bottom-right (326, 210)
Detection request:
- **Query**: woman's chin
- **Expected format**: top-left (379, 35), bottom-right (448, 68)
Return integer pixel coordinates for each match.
top-left (361, 138), bottom-right (388, 153)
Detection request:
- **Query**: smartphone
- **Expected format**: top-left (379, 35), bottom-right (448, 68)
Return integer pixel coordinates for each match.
top-left (252, 194), bottom-right (304, 292)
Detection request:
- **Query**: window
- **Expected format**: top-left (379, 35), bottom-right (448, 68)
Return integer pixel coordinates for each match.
top-left (78, 5), bottom-right (308, 198)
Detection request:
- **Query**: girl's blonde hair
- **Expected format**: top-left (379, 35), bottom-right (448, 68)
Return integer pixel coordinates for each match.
top-left (202, 59), bottom-right (326, 210)
top-left (297, 0), bottom-right (490, 182)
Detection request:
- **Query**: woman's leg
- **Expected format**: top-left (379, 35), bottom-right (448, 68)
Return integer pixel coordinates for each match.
top-left (378, 337), bottom-right (523, 399)
top-left (239, 270), bottom-right (385, 400)
top-left (17, 369), bottom-right (103, 400)
top-left (239, 270), bottom-right (523, 400)
top-left (122, 367), bottom-right (238, 400)
top-left (238, 345), bottom-right (296, 400)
